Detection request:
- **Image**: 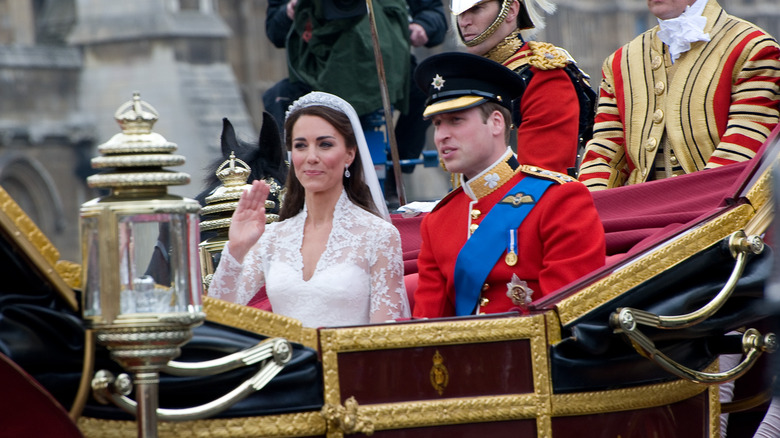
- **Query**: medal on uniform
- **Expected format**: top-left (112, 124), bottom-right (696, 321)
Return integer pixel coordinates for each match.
top-left (505, 229), bottom-right (517, 266)
top-left (506, 273), bottom-right (533, 308)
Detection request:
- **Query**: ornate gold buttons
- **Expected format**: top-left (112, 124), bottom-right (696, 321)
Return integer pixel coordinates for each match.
top-left (470, 209), bottom-right (481, 220)
top-left (469, 223), bottom-right (479, 234)
top-left (652, 56), bottom-right (663, 70)
top-left (654, 81), bottom-right (665, 95)
top-left (670, 155), bottom-right (679, 165)
top-left (653, 109), bottom-right (664, 123)
top-left (645, 137), bottom-right (658, 151)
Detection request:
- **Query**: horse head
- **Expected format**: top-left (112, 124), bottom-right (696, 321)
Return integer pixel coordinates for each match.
top-left (196, 112), bottom-right (288, 241)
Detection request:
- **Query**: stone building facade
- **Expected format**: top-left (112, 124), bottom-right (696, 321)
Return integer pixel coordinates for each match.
top-left (0, 0), bottom-right (777, 260)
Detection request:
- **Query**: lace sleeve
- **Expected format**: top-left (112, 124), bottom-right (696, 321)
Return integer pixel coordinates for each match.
top-left (368, 224), bottom-right (410, 322)
top-left (207, 241), bottom-right (266, 305)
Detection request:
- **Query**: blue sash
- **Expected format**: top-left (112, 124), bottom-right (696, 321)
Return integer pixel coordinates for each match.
top-left (453, 176), bottom-right (554, 316)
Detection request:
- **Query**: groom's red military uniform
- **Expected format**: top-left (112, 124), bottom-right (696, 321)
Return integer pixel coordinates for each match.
top-left (413, 152), bottom-right (605, 317)
top-left (411, 51), bottom-right (605, 318)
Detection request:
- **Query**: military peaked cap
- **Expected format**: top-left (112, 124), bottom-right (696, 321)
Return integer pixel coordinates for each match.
top-left (414, 51), bottom-right (526, 119)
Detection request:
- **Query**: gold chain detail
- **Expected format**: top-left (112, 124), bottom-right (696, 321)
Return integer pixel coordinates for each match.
top-left (462, 0), bottom-right (512, 47)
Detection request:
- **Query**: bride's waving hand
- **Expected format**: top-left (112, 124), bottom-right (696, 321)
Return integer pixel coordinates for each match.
top-left (228, 180), bottom-right (270, 264)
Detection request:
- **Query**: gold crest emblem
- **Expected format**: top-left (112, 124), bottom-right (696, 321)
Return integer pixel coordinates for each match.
top-left (429, 350), bottom-right (449, 395)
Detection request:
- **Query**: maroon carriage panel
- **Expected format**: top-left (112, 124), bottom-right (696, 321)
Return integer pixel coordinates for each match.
top-left (336, 339), bottom-right (534, 404)
top-left (551, 392), bottom-right (710, 438)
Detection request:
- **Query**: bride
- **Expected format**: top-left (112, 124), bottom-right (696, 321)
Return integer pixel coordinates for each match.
top-left (208, 91), bottom-right (410, 327)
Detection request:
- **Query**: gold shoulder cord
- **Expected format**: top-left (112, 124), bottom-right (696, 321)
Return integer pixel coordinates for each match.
top-left (521, 165), bottom-right (575, 184)
top-left (526, 41), bottom-right (569, 70)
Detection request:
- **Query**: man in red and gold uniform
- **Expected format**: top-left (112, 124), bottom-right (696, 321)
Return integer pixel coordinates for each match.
top-left (579, 0), bottom-right (780, 190)
top-left (412, 52), bottom-right (605, 318)
top-left (451, 0), bottom-right (595, 175)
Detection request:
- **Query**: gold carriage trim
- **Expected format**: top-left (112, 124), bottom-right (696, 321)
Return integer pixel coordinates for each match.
top-left (745, 166), bottom-right (771, 209)
top-left (0, 186), bottom-right (78, 310)
top-left (545, 311), bottom-right (562, 345)
top-left (557, 203), bottom-right (755, 325)
top-left (318, 314), bottom-right (555, 434)
top-left (318, 314), bottom-right (546, 352)
top-left (551, 374), bottom-right (709, 416)
top-left (203, 296), bottom-right (318, 349)
top-left (77, 411), bottom-right (326, 438)
top-left (744, 167), bottom-right (772, 237)
top-left (710, 377), bottom-right (722, 438)
top-left (358, 394), bottom-right (542, 430)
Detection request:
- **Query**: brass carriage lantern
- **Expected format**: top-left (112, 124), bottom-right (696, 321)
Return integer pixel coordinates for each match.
top-left (80, 92), bottom-right (205, 437)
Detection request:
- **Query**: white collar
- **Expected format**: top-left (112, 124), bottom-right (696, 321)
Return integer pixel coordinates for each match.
top-left (656, 0), bottom-right (711, 63)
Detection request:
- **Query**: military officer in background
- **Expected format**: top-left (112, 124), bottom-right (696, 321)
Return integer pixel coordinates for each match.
top-left (450, 0), bottom-right (596, 176)
top-left (578, 0), bottom-right (780, 190)
top-left (412, 52), bottom-right (605, 318)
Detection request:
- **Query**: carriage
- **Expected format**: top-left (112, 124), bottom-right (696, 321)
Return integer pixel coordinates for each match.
top-left (0, 96), bottom-right (778, 438)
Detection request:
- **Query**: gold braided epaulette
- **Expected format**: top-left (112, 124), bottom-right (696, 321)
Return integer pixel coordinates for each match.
top-left (527, 41), bottom-right (570, 70)
top-left (521, 165), bottom-right (576, 184)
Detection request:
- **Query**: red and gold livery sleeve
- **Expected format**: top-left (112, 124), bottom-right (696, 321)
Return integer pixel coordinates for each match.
top-left (706, 31), bottom-right (780, 169)
top-left (578, 50), bottom-right (629, 191)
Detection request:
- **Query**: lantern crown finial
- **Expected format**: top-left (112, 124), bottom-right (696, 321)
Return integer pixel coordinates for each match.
top-left (114, 91), bottom-right (159, 135)
top-left (88, 92), bottom-right (190, 193)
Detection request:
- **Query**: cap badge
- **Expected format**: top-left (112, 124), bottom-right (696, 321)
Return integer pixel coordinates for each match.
top-left (431, 74), bottom-right (445, 91)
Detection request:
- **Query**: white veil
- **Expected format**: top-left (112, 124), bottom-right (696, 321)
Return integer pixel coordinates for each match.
top-left (285, 91), bottom-right (391, 221)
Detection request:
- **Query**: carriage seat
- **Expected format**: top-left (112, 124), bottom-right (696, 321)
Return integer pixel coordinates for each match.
top-left (1, 352), bottom-right (83, 437)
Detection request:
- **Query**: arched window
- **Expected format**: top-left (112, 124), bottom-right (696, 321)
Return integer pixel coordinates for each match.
top-left (0, 153), bottom-right (65, 236)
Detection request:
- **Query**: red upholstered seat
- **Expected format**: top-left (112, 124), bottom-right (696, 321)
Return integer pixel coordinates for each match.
top-left (0, 352), bottom-right (83, 437)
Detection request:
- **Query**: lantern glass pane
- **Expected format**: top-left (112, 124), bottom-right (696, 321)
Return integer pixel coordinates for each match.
top-left (116, 212), bottom-right (201, 315)
top-left (81, 215), bottom-right (101, 318)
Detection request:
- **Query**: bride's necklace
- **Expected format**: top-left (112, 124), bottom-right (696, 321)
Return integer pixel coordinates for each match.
top-left (484, 29), bottom-right (524, 64)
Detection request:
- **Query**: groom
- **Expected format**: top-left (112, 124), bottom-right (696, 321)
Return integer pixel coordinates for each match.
top-left (412, 52), bottom-right (605, 318)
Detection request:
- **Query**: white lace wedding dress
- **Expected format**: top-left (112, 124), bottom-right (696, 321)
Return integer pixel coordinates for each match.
top-left (209, 191), bottom-right (410, 327)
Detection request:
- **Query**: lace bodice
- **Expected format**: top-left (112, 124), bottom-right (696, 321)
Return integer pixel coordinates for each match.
top-left (209, 191), bottom-right (410, 327)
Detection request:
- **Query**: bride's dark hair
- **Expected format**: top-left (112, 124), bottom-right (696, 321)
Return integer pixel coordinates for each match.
top-left (280, 105), bottom-right (379, 220)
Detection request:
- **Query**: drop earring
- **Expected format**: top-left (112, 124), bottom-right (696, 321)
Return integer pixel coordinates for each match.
top-left (344, 164), bottom-right (351, 178)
